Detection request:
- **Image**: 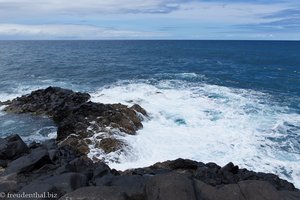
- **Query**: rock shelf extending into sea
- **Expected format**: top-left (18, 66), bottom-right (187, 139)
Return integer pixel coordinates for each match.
top-left (2, 86), bottom-right (147, 158)
top-left (0, 87), bottom-right (299, 200)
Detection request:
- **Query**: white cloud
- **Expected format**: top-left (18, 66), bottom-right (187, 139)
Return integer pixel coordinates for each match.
top-left (0, 0), bottom-right (299, 39)
top-left (0, 0), bottom-right (296, 19)
top-left (0, 24), bottom-right (166, 39)
top-left (0, 0), bottom-right (180, 19)
top-left (167, 1), bottom-right (293, 24)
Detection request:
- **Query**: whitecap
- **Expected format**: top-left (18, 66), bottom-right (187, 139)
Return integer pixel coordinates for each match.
top-left (22, 126), bottom-right (57, 143)
top-left (91, 80), bottom-right (300, 188)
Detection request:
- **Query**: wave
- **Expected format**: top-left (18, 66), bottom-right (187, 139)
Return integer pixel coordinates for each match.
top-left (22, 126), bottom-right (57, 143)
top-left (0, 80), bottom-right (82, 102)
top-left (0, 106), bottom-right (5, 117)
top-left (90, 79), bottom-right (300, 188)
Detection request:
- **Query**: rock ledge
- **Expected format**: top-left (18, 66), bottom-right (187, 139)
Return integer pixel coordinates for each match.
top-left (3, 87), bottom-right (147, 156)
top-left (0, 135), bottom-right (299, 200)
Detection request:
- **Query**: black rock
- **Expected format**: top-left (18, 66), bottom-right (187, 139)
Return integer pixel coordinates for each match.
top-left (4, 148), bottom-right (52, 174)
top-left (0, 136), bottom-right (299, 200)
top-left (17, 183), bottom-right (60, 200)
top-left (56, 102), bottom-right (144, 141)
top-left (60, 186), bottom-right (128, 200)
top-left (145, 172), bottom-right (197, 200)
top-left (152, 158), bottom-right (198, 171)
top-left (0, 174), bottom-right (18, 194)
top-left (0, 134), bottom-right (29, 160)
top-left (0, 100), bottom-right (11, 106)
top-left (195, 179), bottom-right (245, 200)
top-left (3, 87), bottom-right (147, 155)
top-left (4, 86), bottom-right (90, 117)
top-left (238, 180), bottom-right (287, 200)
top-left (221, 162), bottom-right (239, 174)
top-left (92, 162), bottom-right (112, 180)
top-left (0, 160), bottom-right (7, 168)
top-left (18, 173), bottom-right (88, 199)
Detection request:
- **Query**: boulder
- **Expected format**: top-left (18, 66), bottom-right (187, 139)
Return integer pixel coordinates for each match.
top-left (58, 135), bottom-right (90, 155)
top-left (0, 134), bottom-right (29, 160)
top-left (145, 172), bottom-right (197, 200)
top-left (53, 156), bottom-right (93, 176)
top-left (94, 174), bottom-right (147, 197)
top-left (130, 104), bottom-right (148, 116)
top-left (93, 162), bottom-right (112, 179)
top-left (194, 180), bottom-right (245, 200)
top-left (19, 173), bottom-right (88, 197)
top-left (194, 162), bottom-right (297, 190)
top-left (4, 148), bottom-right (51, 174)
top-left (152, 158), bottom-right (199, 170)
top-left (96, 138), bottom-right (123, 154)
top-left (194, 179), bottom-right (300, 200)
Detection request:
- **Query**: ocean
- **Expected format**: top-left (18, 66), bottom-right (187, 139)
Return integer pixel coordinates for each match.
top-left (0, 40), bottom-right (299, 187)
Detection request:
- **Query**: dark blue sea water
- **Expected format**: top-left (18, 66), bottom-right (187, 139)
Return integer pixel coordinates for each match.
top-left (0, 41), bottom-right (299, 186)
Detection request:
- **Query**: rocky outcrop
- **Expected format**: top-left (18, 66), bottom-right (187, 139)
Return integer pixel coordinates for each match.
top-left (4, 87), bottom-right (90, 117)
top-left (0, 135), bottom-right (299, 200)
top-left (3, 87), bottom-right (147, 155)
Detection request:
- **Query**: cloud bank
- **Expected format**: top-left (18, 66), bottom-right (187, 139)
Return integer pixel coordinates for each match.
top-left (0, 0), bottom-right (299, 40)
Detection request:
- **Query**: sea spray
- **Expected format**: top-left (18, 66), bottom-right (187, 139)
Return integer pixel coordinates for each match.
top-left (90, 80), bottom-right (300, 187)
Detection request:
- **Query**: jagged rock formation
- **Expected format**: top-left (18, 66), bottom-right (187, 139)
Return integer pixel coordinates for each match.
top-left (0, 135), bottom-right (299, 200)
top-left (3, 87), bottom-right (147, 156)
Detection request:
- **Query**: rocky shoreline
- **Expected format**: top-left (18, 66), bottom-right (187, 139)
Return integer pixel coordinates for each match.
top-left (0, 87), bottom-right (299, 200)
top-left (2, 87), bottom-right (147, 159)
top-left (0, 134), bottom-right (299, 200)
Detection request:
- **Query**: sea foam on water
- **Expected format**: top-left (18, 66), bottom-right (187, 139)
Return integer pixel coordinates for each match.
top-left (90, 79), bottom-right (300, 188)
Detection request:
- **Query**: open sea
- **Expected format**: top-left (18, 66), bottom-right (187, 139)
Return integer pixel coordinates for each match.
top-left (0, 40), bottom-right (299, 186)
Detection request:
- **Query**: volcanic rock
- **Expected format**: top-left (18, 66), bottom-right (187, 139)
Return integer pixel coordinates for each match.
top-left (0, 134), bottom-right (29, 160)
top-left (96, 138), bottom-right (123, 154)
top-left (0, 135), bottom-right (299, 200)
top-left (3, 87), bottom-right (147, 155)
top-left (4, 87), bottom-right (90, 117)
top-left (4, 148), bottom-right (52, 174)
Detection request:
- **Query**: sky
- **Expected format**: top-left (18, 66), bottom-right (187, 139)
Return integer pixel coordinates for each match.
top-left (0, 0), bottom-right (299, 40)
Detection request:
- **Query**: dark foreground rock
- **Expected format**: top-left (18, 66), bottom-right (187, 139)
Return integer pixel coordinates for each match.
top-left (0, 134), bottom-right (29, 162)
top-left (3, 87), bottom-right (147, 155)
top-left (0, 135), bottom-right (299, 200)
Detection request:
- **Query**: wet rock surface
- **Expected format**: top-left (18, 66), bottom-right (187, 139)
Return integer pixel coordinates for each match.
top-left (0, 135), bottom-right (299, 200)
top-left (3, 87), bottom-right (147, 155)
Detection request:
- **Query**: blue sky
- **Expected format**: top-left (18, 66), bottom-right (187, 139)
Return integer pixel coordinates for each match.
top-left (0, 0), bottom-right (299, 40)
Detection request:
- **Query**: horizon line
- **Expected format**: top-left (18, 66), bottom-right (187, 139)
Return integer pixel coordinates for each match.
top-left (0, 39), bottom-right (299, 42)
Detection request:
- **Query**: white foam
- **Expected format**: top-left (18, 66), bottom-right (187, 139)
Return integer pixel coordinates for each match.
top-left (0, 106), bottom-right (6, 117)
top-left (0, 85), bottom-right (46, 103)
top-left (0, 80), bottom-right (80, 102)
top-left (90, 80), bottom-right (300, 188)
top-left (22, 126), bottom-right (57, 143)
